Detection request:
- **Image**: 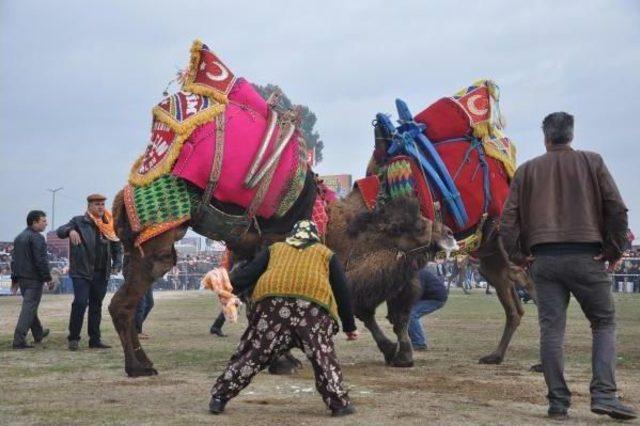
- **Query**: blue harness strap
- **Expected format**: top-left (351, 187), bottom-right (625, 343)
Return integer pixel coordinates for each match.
top-left (395, 99), bottom-right (468, 226)
top-left (473, 138), bottom-right (492, 214)
top-left (376, 112), bottom-right (468, 229)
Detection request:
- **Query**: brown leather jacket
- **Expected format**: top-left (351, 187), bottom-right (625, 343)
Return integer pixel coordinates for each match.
top-left (500, 144), bottom-right (628, 263)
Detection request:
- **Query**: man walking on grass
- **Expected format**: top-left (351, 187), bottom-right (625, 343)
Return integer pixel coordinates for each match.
top-left (501, 112), bottom-right (636, 421)
top-left (11, 210), bottom-right (52, 349)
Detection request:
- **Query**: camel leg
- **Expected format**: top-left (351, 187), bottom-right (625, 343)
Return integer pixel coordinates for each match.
top-left (386, 299), bottom-right (414, 368)
top-left (478, 263), bottom-right (523, 365)
top-left (109, 250), bottom-right (154, 376)
top-left (361, 311), bottom-right (397, 365)
top-left (511, 266), bottom-right (537, 305)
top-left (109, 230), bottom-right (178, 377)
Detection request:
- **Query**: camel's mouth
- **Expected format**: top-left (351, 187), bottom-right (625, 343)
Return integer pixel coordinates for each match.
top-left (438, 234), bottom-right (459, 258)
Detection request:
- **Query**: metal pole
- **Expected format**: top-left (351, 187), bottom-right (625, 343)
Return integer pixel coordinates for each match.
top-left (47, 187), bottom-right (63, 230)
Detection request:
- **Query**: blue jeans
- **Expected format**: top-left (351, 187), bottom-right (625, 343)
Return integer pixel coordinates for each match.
top-left (408, 299), bottom-right (446, 348)
top-left (135, 288), bottom-right (155, 333)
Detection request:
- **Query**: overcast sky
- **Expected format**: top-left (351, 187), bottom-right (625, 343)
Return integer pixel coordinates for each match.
top-left (1, 0), bottom-right (639, 241)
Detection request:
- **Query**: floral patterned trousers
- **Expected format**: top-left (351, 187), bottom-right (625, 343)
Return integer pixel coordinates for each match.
top-left (211, 297), bottom-right (351, 410)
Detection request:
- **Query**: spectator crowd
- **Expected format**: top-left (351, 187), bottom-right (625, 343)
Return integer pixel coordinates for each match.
top-left (3, 244), bottom-right (639, 295)
top-left (1, 242), bottom-right (228, 294)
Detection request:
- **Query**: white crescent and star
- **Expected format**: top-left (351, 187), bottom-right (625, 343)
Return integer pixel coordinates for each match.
top-left (466, 94), bottom-right (488, 116)
top-left (205, 61), bottom-right (230, 82)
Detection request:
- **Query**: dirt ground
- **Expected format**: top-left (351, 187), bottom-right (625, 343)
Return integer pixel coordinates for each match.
top-left (1, 289), bottom-right (638, 425)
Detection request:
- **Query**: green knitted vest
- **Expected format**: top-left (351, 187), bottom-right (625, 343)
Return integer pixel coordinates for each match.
top-left (251, 242), bottom-right (338, 322)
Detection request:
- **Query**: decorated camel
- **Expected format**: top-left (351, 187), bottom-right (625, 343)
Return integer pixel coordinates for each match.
top-left (109, 40), bottom-right (456, 377)
top-left (367, 82), bottom-right (536, 364)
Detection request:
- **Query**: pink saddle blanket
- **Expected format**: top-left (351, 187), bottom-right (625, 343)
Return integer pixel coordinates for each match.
top-left (171, 78), bottom-right (308, 218)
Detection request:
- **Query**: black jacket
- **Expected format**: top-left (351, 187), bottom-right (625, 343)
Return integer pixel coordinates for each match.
top-left (11, 228), bottom-right (52, 283)
top-left (56, 214), bottom-right (123, 280)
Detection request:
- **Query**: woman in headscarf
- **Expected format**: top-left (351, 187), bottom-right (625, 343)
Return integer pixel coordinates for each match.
top-left (209, 220), bottom-right (358, 417)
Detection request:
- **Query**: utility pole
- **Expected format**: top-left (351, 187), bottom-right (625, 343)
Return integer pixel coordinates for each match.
top-left (47, 187), bottom-right (63, 230)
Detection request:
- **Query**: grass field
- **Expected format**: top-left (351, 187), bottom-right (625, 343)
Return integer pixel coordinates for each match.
top-left (1, 289), bottom-right (638, 425)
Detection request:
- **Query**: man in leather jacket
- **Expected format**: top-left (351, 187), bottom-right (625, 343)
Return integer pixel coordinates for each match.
top-left (57, 194), bottom-right (122, 350)
top-left (11, 210), bottom-right (52, 349)
top-left (501, 112), bottom-right (635, 421)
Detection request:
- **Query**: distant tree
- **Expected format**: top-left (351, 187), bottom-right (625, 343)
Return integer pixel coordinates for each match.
top-left (253, 83), bottom-right (324, 164)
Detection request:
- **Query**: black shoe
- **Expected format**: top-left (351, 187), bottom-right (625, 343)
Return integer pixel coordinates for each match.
top-left (209, 397), bottom-right (226, 414)
top-left (68, 340), bottom-right (79, 351)
top-left (548, 407), bottom-right (569, 420)
top-left (209, 326), bottom-right (226, 337)
top-left (331, 404), bottom-right (356, 417)
top-left (412, 345), bottom-right (429, 352)
top-left (34, 329), bottom-right (50, 343)
top-left (591, 401), bottom-right (637, 420)
top-left (12, 342), bottom-right (34, 349)
top-left (89, 341), bottom-right (111, 349)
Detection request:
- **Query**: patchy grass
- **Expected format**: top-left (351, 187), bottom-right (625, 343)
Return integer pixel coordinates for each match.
top-left (1, 289), bottom-right (638, 425)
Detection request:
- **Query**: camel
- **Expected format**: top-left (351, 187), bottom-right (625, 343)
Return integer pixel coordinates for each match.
top-left (109, 171), bottom-right (455, 376)
top-left (370, 118), bottom-right (537, 366)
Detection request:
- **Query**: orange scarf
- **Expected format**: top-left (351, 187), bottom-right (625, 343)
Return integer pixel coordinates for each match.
top-left (87, 210), bottom-right (119, 242)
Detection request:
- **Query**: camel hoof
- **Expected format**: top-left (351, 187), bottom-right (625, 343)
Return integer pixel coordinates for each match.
top-left (268, 364), bottom-right (297, 375)
top-left (390, 359), bottom-right (414, 368)
top-left (126, 367), bottom-right (159, 377)
top-left (478, 353), bottom-right (503, 365)
top-left (268, 355), bottom-right (300, 376)
top-left (529, 363), bottom-right (543, 373)
top-left (381, 343), bottom-right (398, 365)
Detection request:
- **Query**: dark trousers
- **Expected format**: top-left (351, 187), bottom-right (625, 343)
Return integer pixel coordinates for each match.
top-left (211, 312), bottom-right (225, 330)
top-left (134, 288), bottom-right (155, 333)
top-left (211, 297), bottom-right (350, 410)
top-left (13, 280), bottom-right (44, 345)
top-left (531, 254), bottom-right (617, 409)
top-left (68, 270), bottom-right (108, 344)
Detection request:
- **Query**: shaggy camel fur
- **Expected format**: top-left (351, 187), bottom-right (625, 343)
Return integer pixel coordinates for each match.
top-left (109, 175), bottom-right (445, 376)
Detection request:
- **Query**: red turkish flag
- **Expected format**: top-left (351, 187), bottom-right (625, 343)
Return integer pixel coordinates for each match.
top-left (186, 43), bottom-right (236, 98)
top-left (455, 86), bottom-right (490, 124)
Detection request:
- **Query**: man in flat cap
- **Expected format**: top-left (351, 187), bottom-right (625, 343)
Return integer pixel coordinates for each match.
top-left (57, 193), bottom-right (123, 350)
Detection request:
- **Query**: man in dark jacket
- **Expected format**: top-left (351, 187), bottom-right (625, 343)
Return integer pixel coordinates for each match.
top-left (408, 262), bottom-right (448, 351)
top-left (11, 210), bottom-right (52, 349)
top-left (56, 194), bottom-right (122, 351)
top-left (501, 112), bottom-right (635, 421)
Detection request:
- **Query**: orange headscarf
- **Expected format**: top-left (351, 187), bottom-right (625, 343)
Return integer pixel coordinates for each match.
top-left (87, 210), bottom-right (119, 242)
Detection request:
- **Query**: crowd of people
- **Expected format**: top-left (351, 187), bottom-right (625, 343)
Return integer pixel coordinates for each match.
top-left (611, 254), bottom-right (640, 293)
top-left (1, 245), bottom-right (228, 293)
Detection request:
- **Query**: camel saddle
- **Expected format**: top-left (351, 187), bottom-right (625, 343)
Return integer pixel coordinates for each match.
top-left (125, 41), bottom-right (309, 245)
top-left (369, 80), bottom-right (515, 235)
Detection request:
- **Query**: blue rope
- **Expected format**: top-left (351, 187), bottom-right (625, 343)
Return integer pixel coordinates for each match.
top-left (472, 138), bottom-right (492, 214)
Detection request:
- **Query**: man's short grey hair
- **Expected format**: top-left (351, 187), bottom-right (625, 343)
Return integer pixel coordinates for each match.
top-left (542, 112), bottom-right (574, 145)
top-left (542, 112), bottom-right (573, 145)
